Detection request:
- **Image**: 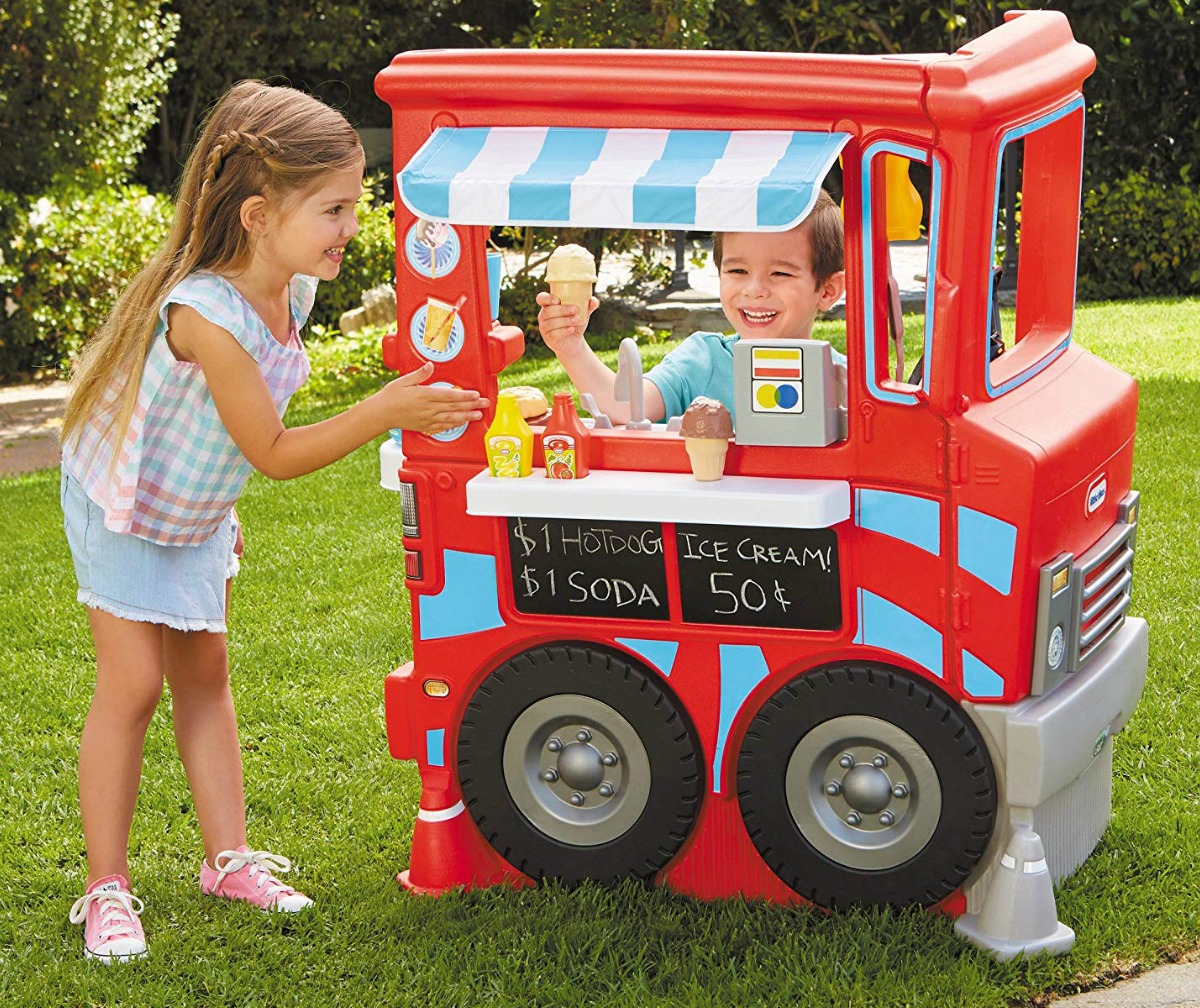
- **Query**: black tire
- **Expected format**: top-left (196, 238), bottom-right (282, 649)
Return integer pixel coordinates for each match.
top-left (737, 662), bottom-right (996, 909)
top-left (458, 643), bottom-right (702, 884)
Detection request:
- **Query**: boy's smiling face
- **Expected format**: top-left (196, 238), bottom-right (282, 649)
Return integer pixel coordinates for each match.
top-left (718, 224), bottom-right (845, 341)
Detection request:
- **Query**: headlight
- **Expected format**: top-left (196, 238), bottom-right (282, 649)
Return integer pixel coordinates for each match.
top-left (1048, 624), bottom-right (1065, 669)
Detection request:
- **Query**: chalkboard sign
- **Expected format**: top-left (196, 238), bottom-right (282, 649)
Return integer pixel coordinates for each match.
top-left (675, 524), bottom-right (841, 630)
top-left (507, 517), bottom-right (670, 621)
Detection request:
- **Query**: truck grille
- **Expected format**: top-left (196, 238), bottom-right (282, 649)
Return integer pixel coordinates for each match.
top-left (1075, 517), bottom-right (1136, 668)
top-left (1031, 491), bottom-right (1138, 695)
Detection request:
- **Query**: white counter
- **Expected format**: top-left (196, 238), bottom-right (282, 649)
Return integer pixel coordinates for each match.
top-left (466, 468), bottom-right (850, 529)
top-left (379, 437), bottom-right (405, 491)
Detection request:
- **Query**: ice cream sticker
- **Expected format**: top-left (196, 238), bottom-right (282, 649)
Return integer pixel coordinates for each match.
top-left (404, 219), bottom-right (461, 278)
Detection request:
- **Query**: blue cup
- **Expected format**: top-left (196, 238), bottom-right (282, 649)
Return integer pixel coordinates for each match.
top-left (486, 252), bottom-right (503, 320)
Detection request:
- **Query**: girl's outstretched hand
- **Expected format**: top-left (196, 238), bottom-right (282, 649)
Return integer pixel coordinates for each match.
top-left (381, 361), bottom-right (489, 436)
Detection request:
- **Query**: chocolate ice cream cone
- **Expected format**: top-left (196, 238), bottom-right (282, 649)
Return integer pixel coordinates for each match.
top-left (678, 396), bottom-right (734, 481)
top-left (684, 438), bottom-right (729, 481)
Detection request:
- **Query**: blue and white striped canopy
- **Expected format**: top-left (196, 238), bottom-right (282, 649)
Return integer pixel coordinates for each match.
top-left (398, 127), bottom-right (850, 231)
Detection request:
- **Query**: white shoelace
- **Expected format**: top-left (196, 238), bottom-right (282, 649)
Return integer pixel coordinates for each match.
top-left (68, 888), bottom-right (145, 944)
top-left (211, 849), bottom-right (297, 900)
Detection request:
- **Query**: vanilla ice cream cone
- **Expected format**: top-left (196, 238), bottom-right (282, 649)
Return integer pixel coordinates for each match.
top-left (548, 279), bottom-right (594, 319)
top-left (685, 438), bottom-right (729, 481)
top-left (546, 244), bottom-right (598, 322)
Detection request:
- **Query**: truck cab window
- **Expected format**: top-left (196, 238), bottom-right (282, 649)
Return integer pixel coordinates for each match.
top-left (861, 145), bottom-right (939, 403)
top-left (986, 101), bottom-right (1086, 395)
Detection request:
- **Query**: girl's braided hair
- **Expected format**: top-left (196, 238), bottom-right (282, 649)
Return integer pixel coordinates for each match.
top-left (64, 81), bottom-right (363, 449)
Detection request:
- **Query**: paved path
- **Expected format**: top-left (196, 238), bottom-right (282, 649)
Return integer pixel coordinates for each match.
top-left (0, 379), bottom-right (66, 475)
top-left (1044, 958), bottom-right (1200, 1007)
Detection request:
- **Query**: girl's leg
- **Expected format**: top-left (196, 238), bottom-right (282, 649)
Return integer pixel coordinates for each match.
top-left (80, 609), bottom-right (165, 885)
top-left (162, 609), bottom-right (246, 864)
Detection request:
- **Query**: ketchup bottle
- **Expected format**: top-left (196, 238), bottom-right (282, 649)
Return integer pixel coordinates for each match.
top-left (542, 392), bottom-right (590, 479)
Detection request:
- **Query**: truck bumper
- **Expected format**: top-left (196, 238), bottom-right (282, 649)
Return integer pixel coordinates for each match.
top-left (964, 616), bottom-right (1147, 887)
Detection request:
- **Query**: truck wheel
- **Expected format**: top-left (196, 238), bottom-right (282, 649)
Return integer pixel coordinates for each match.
top-left (458, 644), bottom-right (702, 884)
top-left (737, 663), bottom-right (996, 909)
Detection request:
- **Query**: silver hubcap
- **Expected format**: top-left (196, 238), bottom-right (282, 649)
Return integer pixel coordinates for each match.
top-left (785, 715), bottom-right (941, 870)
top-left (503, 694), bottom-right (651, 846)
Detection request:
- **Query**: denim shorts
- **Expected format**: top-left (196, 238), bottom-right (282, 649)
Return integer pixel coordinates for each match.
top-left (61, 472), bottom-right (239, 634)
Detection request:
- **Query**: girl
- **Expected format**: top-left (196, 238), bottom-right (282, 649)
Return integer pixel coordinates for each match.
top-left (60, 80), bottom-right (488, 963)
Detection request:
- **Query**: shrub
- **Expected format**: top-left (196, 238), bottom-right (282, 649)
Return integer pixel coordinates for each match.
top-left (0, 186), bottom-right (172, 378)
top-left (0, 188), bottom-right (401, 377)
top-left (0, 0), bottom-right (176, 196)
top-left (1077, 170), bottom-right (1200, 301)
top-left (528, 0), bottom-right (710, 47)
top-left (296, 323), bottom-right (392, 407)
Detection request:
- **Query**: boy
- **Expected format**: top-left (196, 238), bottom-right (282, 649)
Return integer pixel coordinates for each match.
top-left (536, 189), bottom-right (846, 425)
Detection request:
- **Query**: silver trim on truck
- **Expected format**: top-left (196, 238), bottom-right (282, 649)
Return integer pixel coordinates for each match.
top-left (1031, 491), bottom-right (1139, 696)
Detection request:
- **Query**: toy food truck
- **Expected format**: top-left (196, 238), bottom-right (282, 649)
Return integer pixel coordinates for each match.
top-left (374, 10), bottom-right (1147, 959)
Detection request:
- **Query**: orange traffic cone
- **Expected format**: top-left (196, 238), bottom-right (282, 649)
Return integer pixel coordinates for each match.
top-left (398, 798), bottom-right (533, 895)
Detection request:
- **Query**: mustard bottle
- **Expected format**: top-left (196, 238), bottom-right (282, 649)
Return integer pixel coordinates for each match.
top-left (485, 393), bottom-right (533, 478)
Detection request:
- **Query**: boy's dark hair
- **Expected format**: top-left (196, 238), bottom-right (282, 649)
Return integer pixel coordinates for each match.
top-left (712, 188), bottom-right (844, 286)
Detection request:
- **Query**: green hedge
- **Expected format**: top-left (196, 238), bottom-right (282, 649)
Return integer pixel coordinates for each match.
top-left (1077, 171), bottom-right (1200, 301)
top-left (1, 170), bottom-right (1194, 380)
top-left (0, 187), bottom-right (173, 378)
top-left (0, 189), bottom-right (398, 379)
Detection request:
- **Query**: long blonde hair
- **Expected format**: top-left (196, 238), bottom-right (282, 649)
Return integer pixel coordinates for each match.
top-left (62, 80), bottom-right (363, 449)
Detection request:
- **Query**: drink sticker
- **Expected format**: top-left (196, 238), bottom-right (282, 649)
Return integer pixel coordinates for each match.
top-left (410, 302), bottom-right (464, 362)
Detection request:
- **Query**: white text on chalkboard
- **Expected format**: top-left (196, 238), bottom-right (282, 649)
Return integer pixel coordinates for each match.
top-left (518, 566), bottom-right (663, 609)
top-left (709, 573), bottom-right (793, 616)
top-left (678, 533), bottom-right (833, 572)
top-left (512, 518), bottom-right (664, 559)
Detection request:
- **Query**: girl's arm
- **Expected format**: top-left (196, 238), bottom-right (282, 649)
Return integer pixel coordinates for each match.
top-left (168, 304), bottom-right (487, 480)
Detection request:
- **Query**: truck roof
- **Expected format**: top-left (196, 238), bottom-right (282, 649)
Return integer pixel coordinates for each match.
top-left (376, 11), bottom-right (1094, 140)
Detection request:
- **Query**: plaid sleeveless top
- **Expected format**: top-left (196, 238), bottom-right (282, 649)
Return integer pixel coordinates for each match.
top-left (63, 272), bottom-right (315, 545)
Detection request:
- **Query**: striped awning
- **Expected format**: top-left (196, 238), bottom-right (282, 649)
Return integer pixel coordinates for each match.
top-left (398, 127), bottom-right (850, 231)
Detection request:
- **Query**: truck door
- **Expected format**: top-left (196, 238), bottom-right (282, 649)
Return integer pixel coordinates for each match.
top-left (848, 142), bottom-right (951, 686)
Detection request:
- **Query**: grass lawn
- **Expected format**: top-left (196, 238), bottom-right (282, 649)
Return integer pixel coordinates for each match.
top-left (1, 298), bottom-right (1197, 1007)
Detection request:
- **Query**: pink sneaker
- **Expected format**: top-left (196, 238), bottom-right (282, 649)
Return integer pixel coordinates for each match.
top-left (68, 875), bottom-right (147, 963)
top-left (200, 846), bottom-right (313, 912)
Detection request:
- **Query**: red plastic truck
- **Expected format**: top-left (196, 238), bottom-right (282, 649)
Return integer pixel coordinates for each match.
top-left (374, 10), bottom-right (1147, 959)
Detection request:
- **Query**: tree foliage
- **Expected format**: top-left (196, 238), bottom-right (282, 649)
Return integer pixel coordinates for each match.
top-left (1049, 0), bottom-right (1197, 186)
top-left (140, 0), bottom-right (533, 188)
top-left (527, 0), bottom-right (711, 48)
top-left (0, 0), bottom-right (177, 196)
top-left (707, 0), bottom-right (994, 54)
top-left (706, 0), bottom-right (1198, 191)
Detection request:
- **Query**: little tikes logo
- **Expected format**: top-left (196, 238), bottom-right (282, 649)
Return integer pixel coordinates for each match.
top-left (1087, 474), bottom-right (1107, 514)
